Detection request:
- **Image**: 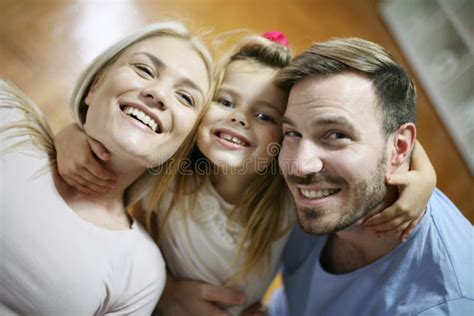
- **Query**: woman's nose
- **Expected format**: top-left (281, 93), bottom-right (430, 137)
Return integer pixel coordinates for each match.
top-left (141, 85), bottom-right (167, 111)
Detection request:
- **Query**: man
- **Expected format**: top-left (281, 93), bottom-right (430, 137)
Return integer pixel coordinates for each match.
top-left (268, 38), bottom-right (473, 315)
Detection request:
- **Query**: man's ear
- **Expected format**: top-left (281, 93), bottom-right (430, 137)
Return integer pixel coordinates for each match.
top-left (390, 123), bottom-right (416, 167)
top-left (84, 75), bottom-right (102, 106)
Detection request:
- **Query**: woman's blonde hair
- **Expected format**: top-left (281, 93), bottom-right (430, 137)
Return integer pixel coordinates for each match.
top-left (153, 33), bottom-right (293, 281)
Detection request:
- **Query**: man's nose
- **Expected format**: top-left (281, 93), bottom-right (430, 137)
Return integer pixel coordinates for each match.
top-left (288, 140), bottom-right (324, 177)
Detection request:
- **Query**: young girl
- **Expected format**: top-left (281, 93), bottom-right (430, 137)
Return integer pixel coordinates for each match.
top-left (54, 32), bottom-right (436, 315)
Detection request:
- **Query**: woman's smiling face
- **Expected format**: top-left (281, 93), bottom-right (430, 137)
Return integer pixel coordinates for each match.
top-left (83, 36), bottom-right (210, 168)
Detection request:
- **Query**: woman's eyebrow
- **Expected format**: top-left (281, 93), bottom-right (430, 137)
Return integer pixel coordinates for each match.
top-left (131, 52), bottom-right (165, 69)
top-left (130, 51), bottom-right (204, 100)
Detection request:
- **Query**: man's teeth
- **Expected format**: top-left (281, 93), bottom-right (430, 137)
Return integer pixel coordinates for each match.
top-left (300, 188), bottom-right (338, 199)
top-left (218, 132), bottom-right (249, 146)
top-left (123, 106), bottom-right (159, 132)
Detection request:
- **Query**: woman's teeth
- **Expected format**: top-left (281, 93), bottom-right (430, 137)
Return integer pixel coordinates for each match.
top-left (123, 106), bottom-right (159, 132)
top-left (300, 188), bottom-right (339, 199)
top-left (218, 132), bottom-right (249, 147)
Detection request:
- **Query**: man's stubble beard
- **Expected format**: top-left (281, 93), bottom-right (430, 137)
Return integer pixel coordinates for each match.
top-left (296, 152), bottom-right (388, 236)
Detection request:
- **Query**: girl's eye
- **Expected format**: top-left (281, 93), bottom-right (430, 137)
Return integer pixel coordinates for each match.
top-left (218, 99), bottom-right (234, 108)
top-left (133, 63), bottom-right (154, 77)
top-left (255, 113), bottom-right (275, 123)
top-left (177, 91), bottom-right (195, 107)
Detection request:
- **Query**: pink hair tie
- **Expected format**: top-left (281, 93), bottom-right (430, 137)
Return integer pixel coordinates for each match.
top-left (262, 31), bottom-right (289, 48)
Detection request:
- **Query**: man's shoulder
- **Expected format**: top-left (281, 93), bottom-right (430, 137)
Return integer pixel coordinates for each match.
top-left (421, 188), bottom-right (474, 299)
top-left (426, 188), bottom-right (472, 246)
top-left (281, 225), bottom-right (325, 273)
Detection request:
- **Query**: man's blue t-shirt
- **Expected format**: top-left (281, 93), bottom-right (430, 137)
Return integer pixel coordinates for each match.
top-left (269, 189), bottom-right (473, 315)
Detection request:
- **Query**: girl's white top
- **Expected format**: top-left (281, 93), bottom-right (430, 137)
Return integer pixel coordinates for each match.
top-left (158, 177), bottom-right (294, 315)
top-left (0, 105), bottom-right (166, 315)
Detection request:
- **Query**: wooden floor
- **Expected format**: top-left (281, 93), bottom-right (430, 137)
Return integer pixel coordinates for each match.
top-left (1, 0), bottom-right (472, 222)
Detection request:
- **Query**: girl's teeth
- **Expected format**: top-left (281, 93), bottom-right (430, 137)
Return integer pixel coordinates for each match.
top-left (218, 132), bottom-right (248, 146)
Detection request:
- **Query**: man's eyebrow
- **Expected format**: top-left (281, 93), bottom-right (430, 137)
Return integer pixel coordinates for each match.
top-left (281, 116), bottom-right (296, 126)
top-left (131, 52), bottom-right (205, 100)
top-left (312, 116), bottom-right (356, 132)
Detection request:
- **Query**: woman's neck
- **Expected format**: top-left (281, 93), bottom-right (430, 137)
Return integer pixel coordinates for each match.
top-left (54, 156), bottom-right (146, 230)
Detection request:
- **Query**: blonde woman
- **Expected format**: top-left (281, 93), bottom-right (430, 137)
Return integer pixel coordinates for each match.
top-left (0, 21), bottom-right (213, 315)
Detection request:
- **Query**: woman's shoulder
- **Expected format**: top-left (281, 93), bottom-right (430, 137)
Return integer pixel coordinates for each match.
top-left (0, 79), bottom-right (54, 156)
top-left (0, 80), bottom-right (30, 124)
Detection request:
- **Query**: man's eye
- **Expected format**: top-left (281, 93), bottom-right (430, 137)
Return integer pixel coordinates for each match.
top-left (327, 132), bottom-right (348, 140)
top-left (283, 130), bottom-right (301, 138)
top-left (218, 99), bottom-right (234, 108)
top-left (133, 63), bottom-right (154, 77)
top-left (255, 113), bottom-right (275, 123)
top-left (178, 91), bottom-right (195, 107)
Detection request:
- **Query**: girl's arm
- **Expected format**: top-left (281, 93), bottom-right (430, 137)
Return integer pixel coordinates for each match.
top-left (364, 141), bottom-right (436, 241)
top-left (156, 276), bottom-right (245, 315)
top-left (54, 123), bottom-right (116, 194)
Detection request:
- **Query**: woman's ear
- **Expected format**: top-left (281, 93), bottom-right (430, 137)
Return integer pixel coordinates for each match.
top-left (84, 75), bottom-right (102, 106)
top-left (390, 123), bottom-right (416, 167)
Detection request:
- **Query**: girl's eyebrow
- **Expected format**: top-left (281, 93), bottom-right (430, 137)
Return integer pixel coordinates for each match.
top-left (218, 87), bottom-right (239, 97)
top-left (130, 52), bottom-right (205, 100)
top-left (218, 87), bottom-right (283, 113)
top-left (259, 101), bottom-right (284, 114)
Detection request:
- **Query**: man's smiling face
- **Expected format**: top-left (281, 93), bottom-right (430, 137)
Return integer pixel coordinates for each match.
top-left (279, 72), bottom-right (390, 235)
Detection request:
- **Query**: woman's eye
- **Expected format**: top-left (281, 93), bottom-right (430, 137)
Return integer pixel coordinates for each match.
top-left (218, 99), bottom-right (234, 108)
top-left (255, 113), bottom-right (275, 123)
top-left (178, 91), bottom-right (195, 107)
top-left (133, 63), bottom-right (154, 77)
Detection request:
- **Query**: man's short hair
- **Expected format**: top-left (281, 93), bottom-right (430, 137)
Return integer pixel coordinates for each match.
top-left (276, 38), bottom-right (416, 136)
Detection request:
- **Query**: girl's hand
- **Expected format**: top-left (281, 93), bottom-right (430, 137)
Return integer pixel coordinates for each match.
top-left (156, 276), bottom-right (245, 316)
top-left (54, 123), bottom-right (117, 194)
top-left (364, 141), bottom-right (436, 241)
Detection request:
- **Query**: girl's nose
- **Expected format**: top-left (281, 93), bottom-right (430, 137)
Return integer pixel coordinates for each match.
top-left (229, 111), bottom-right (249, 128)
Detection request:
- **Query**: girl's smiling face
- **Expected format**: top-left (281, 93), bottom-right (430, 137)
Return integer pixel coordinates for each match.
top-left (197, 60), bottom-right (287, 175)
top-left (83, 36), bottom-right (210, 168)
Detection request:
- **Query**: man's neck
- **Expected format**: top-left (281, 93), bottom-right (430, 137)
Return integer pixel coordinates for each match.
top-left (320, 187), bottom-right (402, 274)
top-left (320, 226), bottom-right (402, 274)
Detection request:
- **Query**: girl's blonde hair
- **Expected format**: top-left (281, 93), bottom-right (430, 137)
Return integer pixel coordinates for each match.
top-left (152, 33), bottom-right (293, 281)
top-left (1, 21), bottom-right (215, 209)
